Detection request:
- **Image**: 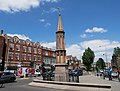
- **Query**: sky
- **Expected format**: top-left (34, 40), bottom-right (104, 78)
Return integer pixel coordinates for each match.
top-left (0, 0), bottom-right (120, 62)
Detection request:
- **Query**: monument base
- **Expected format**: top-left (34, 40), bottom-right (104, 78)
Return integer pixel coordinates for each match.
top-left (55, 63), bottom-right (69, 82)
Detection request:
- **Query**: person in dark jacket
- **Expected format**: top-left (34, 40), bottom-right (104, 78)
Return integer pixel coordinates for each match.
top-left (108, 68), bottom-right (112, 80)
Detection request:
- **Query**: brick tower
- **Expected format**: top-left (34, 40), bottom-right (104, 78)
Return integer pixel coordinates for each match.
top-left (55, 11), bottom-right (69, 82)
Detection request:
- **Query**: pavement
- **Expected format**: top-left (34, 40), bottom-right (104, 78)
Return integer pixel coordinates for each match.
top-left (28, 75), bottom-right (111, 91)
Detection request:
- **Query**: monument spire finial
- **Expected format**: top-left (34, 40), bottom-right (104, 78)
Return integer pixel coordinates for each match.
top-left (57, 7), bottom-right (61, 16)
top-left (57, 7), bottom-right (64, 31)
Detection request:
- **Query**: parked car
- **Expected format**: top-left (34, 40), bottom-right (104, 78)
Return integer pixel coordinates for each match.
top-left (69, 69), bottom-right (83, 76)
top-left (0, 72), bottom-right (16, 83)
top-left (111, 71), bottom-right (120, 81)
top-left (111, 72), bottom-right (118, 78)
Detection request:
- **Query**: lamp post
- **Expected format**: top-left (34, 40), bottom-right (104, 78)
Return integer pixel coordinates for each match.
top-left (99, 46), bottom-right (108, 67)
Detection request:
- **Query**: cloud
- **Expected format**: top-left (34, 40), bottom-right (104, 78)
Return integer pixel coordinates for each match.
top-left (50, 7), bottom-right (58, 13)
top-left (80, 34), bottom-right (87, 38)
top-left (80, 40), bottom-right (120, 51)
top-left (45, 23), bottom-right (51, 27)
top-left (39, 19), bottom-right (45, 22)
top-left (42, 7), bottom-right (58, 15)
top-left (80, 34), bottom-right (94, 38)
top-left (41, 0), bottom-right (60, 3)
top-left (41, 41), bottom-right (56, 49)
top-left (0, 0), bottom-right (40, 13)
top-left (40, 39), bottom-right (120, 62)
top-left (7, 34), bottom-right (32, 41)
top-left (0, 0), bottom-right (60, 13)
top-left (39, 19), bottom-right (51, 27)
top-left (66, 44), bottom-right (83, 59)
top-left (85, 27), bottom-right (108, 33)
top-left (80, 39), bottom-right (120, 62)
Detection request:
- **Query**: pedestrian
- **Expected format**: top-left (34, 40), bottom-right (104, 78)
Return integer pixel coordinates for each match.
top-left (108, 68), bottom-right (112, 80)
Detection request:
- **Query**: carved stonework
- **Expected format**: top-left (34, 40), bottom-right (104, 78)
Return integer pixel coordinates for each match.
top-left (13, 36), bottom-right (19, 43)
top-left (55, 12), bottom-right (69, 82)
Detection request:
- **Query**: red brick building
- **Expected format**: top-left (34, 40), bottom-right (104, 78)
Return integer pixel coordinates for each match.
top-left (2, 34), bottom-right (56, 70)
top-left (0, 34), bottom-right (6, 71)
top-left (66, 55), bottom-right (81, 70)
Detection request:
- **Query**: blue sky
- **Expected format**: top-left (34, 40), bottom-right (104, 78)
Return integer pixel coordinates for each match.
top-left (0, 0), bottom-right (120, 62)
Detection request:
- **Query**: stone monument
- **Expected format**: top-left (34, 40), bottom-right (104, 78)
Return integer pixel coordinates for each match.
top-left (55, 9), bottom-right (69, 82)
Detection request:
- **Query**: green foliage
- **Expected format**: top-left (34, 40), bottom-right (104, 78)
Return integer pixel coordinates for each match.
top-left (112, 47), bottom-right (120, 69)
top-left (96, 58), bottom-right (105, 69)
top-left (113, 47), bottom-right (120, 57)
top-left (82, 47), bottom-right (95, 70)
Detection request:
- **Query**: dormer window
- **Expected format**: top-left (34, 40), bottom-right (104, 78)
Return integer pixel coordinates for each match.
top-left (26, 39), bottom-right (31, 46)
top-left (14, 37), bottom-right (19, 43)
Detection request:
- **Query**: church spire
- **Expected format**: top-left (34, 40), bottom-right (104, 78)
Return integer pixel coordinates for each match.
top-left (57, 8), bottom-right (64, 31)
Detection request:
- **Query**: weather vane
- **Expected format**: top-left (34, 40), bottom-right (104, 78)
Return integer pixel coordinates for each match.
top-left (57, 7), bottom-right (61, 15)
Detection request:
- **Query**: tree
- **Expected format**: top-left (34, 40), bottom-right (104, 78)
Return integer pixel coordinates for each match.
top-left (82, 47), bottom-right (95, 70)
top-left (113, 47), bottom-right (120, 57)
top-left (96, 58), bottom-right (105, 70)
top-left (112, 47), bottom-right (120, 69)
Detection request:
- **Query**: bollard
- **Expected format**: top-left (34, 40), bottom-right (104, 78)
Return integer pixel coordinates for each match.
top-left (24, 74), bottom-right (26, 78)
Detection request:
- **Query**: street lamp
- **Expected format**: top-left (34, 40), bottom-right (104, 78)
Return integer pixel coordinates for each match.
top-left (99, 46), bottom-right (108, 67)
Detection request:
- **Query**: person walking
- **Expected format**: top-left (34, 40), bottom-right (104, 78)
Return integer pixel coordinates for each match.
top-left (108, 68), bottom-right (112, 80)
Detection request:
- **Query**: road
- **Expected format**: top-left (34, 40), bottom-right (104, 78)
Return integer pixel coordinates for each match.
top-left (0, 78), bottom-right (67, 91)
top-left (0, 75), bottom-right (120, 91)
top-left (80, 74), bottom-right (120, 91)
